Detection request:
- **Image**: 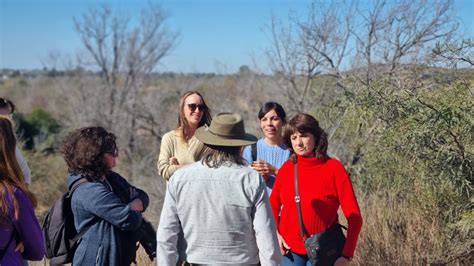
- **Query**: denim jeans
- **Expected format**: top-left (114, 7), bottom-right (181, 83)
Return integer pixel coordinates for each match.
top-left (282, 251), bottom-right (312, 266)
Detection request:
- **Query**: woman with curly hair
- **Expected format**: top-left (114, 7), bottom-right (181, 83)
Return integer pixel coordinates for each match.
top-left (0, 115), bottom-right (44, 265)
top-left (157, 91), bottom-right (212, 180)
top-left (61, 127), bottom-right (148, 265)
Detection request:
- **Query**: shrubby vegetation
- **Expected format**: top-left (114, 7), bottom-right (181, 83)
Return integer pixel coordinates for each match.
top-left (325, 79), bottom-right (473, 264)
top-left (14, 108), bottom-right (60, 151)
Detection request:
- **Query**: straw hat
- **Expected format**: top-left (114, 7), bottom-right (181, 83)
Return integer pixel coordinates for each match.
top-left (195, 112), bottom-right (257, 146)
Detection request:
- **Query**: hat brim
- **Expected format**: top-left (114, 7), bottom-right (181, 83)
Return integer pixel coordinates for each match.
top-left (195, 127), bottom-right (257, 147)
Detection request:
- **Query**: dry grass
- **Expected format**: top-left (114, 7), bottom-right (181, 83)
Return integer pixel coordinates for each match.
top-left (353, 193), bottom-right (459, 265)
top-left (25, 152), bottom-right (68, 214)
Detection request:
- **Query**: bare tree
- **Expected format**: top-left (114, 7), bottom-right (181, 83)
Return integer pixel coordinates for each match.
top-left (267, 0), bottom-right (460, 110)
top-left (55, 3), bottom-right (179, 179)
top-left (266, 1), bottom-right (354, 113)
top-left (352, 0), bottom-right (458, 86)
top-left (266, 15), bottom-right (319, 113)
top-left (430, 38), bottom-right (474, 68)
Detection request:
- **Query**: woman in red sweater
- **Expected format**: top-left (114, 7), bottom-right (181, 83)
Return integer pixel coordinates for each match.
top-left (270, 113), bottom-right (362, 266)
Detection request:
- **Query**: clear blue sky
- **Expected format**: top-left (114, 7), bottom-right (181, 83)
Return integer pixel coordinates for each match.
top-left (1, 0), bottom-right (473, 73)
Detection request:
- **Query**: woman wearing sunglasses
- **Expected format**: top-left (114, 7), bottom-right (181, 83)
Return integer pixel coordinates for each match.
top-left (62, 127), bottom-right (147, 265)
top-left (157, 91), bottom-right (212, 180)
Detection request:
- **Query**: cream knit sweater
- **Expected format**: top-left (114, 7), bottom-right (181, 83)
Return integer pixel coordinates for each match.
top-left (157, 129), bottom-right (204, 180)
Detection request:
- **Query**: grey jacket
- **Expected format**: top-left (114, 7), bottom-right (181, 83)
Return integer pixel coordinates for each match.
top-left (67, 174), bottom-right (143, 266)
top-left (156, 161), bottom-right (280, 265)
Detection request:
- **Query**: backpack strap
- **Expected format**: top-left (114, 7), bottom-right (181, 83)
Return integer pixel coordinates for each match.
top-left (67, 177), bottom-right (99, 243)
top-left (68, 178), bottom-right (90, 195)
top-left (251, 142), bottom-right (257, 162)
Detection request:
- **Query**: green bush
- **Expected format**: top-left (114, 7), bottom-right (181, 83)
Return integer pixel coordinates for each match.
top-left (14, 108), bottom-right (60, 151)
top-left (311, 74), bottom-right (472, 263)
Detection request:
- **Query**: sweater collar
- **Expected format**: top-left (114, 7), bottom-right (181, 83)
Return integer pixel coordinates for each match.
top-left (296, 154), bottom-right (327, 167)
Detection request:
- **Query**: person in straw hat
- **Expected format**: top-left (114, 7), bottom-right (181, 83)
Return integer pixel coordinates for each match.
top-left (156, 112), bottom-right (281, 265)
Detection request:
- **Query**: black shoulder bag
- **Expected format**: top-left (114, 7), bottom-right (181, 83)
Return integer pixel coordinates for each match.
top-left (294, 162), bottom-right (347, 266)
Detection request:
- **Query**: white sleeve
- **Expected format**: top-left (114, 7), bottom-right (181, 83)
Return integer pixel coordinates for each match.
top-left (156, 181), bottom-right (180, 265)
top-left (253, 178), bottom-right (281, 265)
top-left (16, 147), bottom-right (31, 184)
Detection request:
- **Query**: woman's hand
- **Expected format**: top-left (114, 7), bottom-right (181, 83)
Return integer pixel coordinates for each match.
top-left (169, 157), bottom-right (184, 169)
top-left (15, 241), bottom-right (24, 253)
top-left (334, 256), bottom-right (351, 266)
top-left (276, 232), bottom-right (291, 255)
top-left (128, 198), bottom-right (144, 212)
top-left (251, 160), bottom-right (277, 180)
top-left (169, 157), bottom-right (180, 165)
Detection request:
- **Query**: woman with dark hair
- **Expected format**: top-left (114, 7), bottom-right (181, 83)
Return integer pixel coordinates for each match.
top-left (269, 113), bottom-right (363, 266)
top-left (243, 102), bottom-right (290, 194)
top-left (157, 113), bottom-right (280, 265)
top-left (0, 98), bottom-right (15, 114)
top-left (157, 90), bottom-right (212, 180)
top-left (61, 127), bottom-right (148, 265)
top-left (0, 115), bottom-right (44, 265)
top-left (0, 98), bottom-right (31, 185)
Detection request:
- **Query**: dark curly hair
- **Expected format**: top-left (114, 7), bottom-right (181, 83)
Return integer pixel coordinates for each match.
top-left (284, 113), bottom-right (328, 163)
top-left (61, 127), bottom-right (117, 179)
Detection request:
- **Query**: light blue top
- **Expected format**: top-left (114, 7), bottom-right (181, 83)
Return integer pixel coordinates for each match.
top-left (156, 161), bottom-right (280, 265)
top-left (242, 138), bottom-right (290, 194)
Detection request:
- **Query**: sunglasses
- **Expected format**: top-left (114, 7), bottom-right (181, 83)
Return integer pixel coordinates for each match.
top-left (187, 103), bottom-right (206, 112)
top-left (104, 148), bottom-right (119, 157)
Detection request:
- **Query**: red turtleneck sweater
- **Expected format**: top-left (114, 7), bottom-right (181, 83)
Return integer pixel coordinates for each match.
top-left (269, 155), bottom-right (362, 258)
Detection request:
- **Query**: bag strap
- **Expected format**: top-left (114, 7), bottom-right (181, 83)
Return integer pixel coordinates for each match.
top-left (68, 177), bottom-right (99, 243)
top-left (294, 162), bottom-right (308, 240)
top-left (69, 177), bottom-right (90, 195)
top-left (294, 163), bottom-right (348, 241)
top-left (0, 228), bottom-right (15, 261)
top-left (251, 143), bottom-right (257, 162)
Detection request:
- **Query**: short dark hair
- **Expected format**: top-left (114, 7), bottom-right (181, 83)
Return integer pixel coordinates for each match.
top-left (61, 127), bottom-right (117, 179)
top-left (258, 102), bottom-right (286, 122)
top-left (0, 98), bottom-right (15, 113)
top-left (284, 113), bottom-right (328, 162)
top-left (201, 144), bottom-right (245, 168)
